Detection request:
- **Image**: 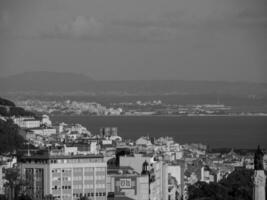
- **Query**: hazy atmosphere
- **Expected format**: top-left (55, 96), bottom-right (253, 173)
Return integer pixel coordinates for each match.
top-left (1, 1), bottom-right (267, 199)
top-left (0, 0), bottom-right (266, 81)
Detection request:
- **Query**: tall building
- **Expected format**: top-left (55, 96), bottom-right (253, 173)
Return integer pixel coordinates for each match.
top-left (0, 163), bottom-right (4, 195)
top-left (120, 154), bottom-right (163, 200)
top-left (100, 127), bottom-right (118, 138)
top-left (13, 117), bottom-right (41, 129)
top-left (18, 149), bottom-right (107, 200)
top-left (253, 146), bottom-right (266, 200)
top-left (106, 166), bottom-right (149, 200)
top-left (264, 154), bottom-right (267, 170)
top-left (162, 161), bottom-right (184, 200)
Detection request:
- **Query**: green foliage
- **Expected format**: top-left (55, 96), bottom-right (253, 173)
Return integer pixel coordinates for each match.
top-left (0, 98), bottom-right (15, 107)
top-left (0, 195), bottom-right (7, 200)
top-left (9, 107), bottom-right (35, 117)
top-left (0, 119), bottom-right (25, 154)
top-left (188, 168), bottom-right (257, 200)
top-left (0, 97), bottom-right (35, 117)
top-left (4, 168), bottom-right (30, 200)
top-left (0, 107), bottom-right (9, 116)
top-left (17, 194), bottom-right (32, 200)
top-left (0, 106), bottom-right (36, 117)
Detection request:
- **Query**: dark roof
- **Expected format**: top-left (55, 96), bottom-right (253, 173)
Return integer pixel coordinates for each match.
top-left (108, 196), bottom-right (135, 200)
top-left (107, 166), bottom-right (139, 176)
top-left (20, 153), bottom-right (103, 160)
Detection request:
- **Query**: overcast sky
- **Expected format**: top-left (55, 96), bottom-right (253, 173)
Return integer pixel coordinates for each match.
top-left (0, 0), bottom-right (266, 81)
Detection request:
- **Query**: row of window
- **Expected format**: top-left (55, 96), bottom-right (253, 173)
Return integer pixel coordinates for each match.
top-left (52, 185), bottom-right (71, 190)
top-left (73, 176), bottom-right (83, 181)
top-left (52, 175), bottom-right (105, 181)
top-left (52, 184), bottom-right (105, 190)
top-left (62, 177), bottom-right (71, 181)
top-left (83, 184), bottom-right (105, 189)
top-left (95, 175), bottom-right (105, 180)
top-left (52, 167), bottom-right (105, 174)
top-left (50, 158), bottom-right (103, 164)
top-left (73, 192), bottom-right (106, 197)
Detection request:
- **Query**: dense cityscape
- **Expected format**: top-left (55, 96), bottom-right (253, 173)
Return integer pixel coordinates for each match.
top-left (1, 0), bottom-right (267, 199)
top-left (0, 97), bottom-right (266, 200)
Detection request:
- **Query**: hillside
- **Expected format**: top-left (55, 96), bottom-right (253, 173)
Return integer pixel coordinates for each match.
top-left (0, 97), bottom-right (15, 107)
top-left (0, 71), bottom-right (94, 92)
top-left (0, 118), bottom-right (25, 154)
top-left (0, 71), bottom-right (266, 96)
top-left (0, 97), bottom-right (35, 117)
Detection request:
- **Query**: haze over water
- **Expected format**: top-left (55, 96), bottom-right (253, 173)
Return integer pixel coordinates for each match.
top-left (52, 115), bottom-right (267, 149)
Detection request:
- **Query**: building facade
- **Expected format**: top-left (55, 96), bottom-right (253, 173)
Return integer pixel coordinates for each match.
top-left (106, 167), bottom-right (149, 200)
top-left (19, 150), bottom-right (107, 200)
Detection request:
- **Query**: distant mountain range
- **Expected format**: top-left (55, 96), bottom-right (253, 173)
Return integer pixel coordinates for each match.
top-left (0, 71), bottom-right (94, 92)
top-left (0, 71), bottom-right (266, 96)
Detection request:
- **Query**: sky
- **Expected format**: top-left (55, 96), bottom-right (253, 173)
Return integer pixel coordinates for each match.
top-left (0, 0), bottom-right (266, 82)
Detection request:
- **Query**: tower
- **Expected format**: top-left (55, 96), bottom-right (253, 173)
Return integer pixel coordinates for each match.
top-left (141, 160), bottom-right (149, 175)
top-left (253, 145), bottom-right (266, 200)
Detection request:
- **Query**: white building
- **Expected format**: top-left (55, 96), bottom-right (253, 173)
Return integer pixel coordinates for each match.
top-left (19, 149), bottom-right (107, 200)
top-left (0, 164), bottom-right (5, 195)
top-left (29, 128), bottom-right (57, 137)
top-left (162, 163), bottom-right (184, 200)
top-left (41, 115), bottom-right (52, 127)
top-left (106, 167), bottom-right (149, 200)
top-left (13, 117), bottom-right (41, 129)
top-left (201, 166), bottom-right (216, 183)
top-left (264, 154), bottom-right (267, 170)
top-left (136, 137), bottom-right (152, 146)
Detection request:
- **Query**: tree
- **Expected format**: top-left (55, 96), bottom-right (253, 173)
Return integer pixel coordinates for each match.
top-left (3, 168), bottom-right (29, 200)
top-left (0, 194), bottom-right (7, 200)
top-left (17, 194), bottom-right (32, 200)
top-left (188, 168), bottom-right (258, 200)
top-left (0, 98), bottom-right (15, 107)
top-left (0, 119), bottom-right (25, 154)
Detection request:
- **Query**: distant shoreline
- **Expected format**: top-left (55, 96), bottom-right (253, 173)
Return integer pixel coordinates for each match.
top-left (50, 114), bottom-right (267, 117)
top-left (51, 114), bottom-right (267, 148)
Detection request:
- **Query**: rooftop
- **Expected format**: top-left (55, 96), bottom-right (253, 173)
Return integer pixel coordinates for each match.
top-left (19, 149), bottom-right (103, 161)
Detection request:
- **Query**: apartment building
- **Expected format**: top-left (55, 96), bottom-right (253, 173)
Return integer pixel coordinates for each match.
top-left (18, 149), bottom-right (107, 200)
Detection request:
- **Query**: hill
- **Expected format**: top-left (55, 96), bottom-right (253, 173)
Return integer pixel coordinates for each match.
top-left (0, 97), bottom-right (15, 107)
top-left (0, 71), bottom-right (94, 92)
top-left (0, 71), bottom-right (266, 96)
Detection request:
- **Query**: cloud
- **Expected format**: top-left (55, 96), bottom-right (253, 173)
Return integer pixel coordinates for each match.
top-left (43, 15), bottom-right (179, 42)
top-left (1, 0), bottom-right (266, 42)
top-left (56, 16), bottom-right (104, 39)
top-left (0, 11), bottom-right (9, 26)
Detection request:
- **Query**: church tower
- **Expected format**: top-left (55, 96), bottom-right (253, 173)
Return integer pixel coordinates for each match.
top-left (253, 145), bottom-right (266, 200)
